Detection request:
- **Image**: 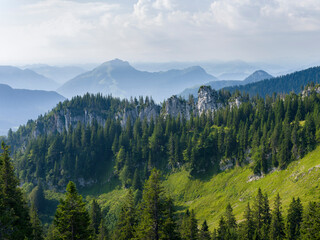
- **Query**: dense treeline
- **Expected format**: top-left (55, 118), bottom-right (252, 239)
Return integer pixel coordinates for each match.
top-left (2, 146), bottom-right (320, 239)
top-left (46, 170), bottom-right (320, 240)
top-left (225, 66), bottom-right (320, 97)
top-left (10, 84), bottom-right (320, 191)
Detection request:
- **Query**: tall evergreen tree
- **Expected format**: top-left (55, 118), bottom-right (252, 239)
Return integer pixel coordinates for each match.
top-left (0, 142), bottom-right (33, 239)
top-left (114, 189), bottom-right (136, 240)
top-left (286, 197), bottom-right (303, 240)
top-left (135, 169), bottom-right (167, 240)
top-left (89, 199), bottom-right (102, 235)
top-left (269, 194), bottom-right (285, 240)
top-left (238, 203), bottom-right (254, 240)
top-left (199, 220), bottom-right (211, 240)
top-left (30, 204), bottom-right (44, 240)
top-left (53, 181), bottom-right (93, 240)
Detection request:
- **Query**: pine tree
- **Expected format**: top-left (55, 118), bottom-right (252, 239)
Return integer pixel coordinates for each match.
top-left (135, 169), bottom-right (167, 240)
top-left (89, 199), bottom-right (102, 235)
top-left (53, 181), bottom-right (93, 240)
top-left (114, 189), bottom-right (136, 240)
top-left (238, 203), bottom-right (254, 240)
top-left (199, 220), bottom-right (211, 240)
top-left (269, 194), bottom-right (285, 240)
top-left (180, 209), bottom-right (198, 240)
top-left (286, 197), bottom-right (303, 240)
top-left (30, 204), bottom-right (44, 240)
top-left (0, 142), bottom-right (33, 239)
top-left (225, 203), bottom-right (237, 239)
top-left (29, 182), bottom-right (46, 213)
top-left (301, 201), bottom-right (320, 239)
top-left (97, 218), bottom-right (108, 240)
top-left (217, 216), bottom-right (227, 240)
top-left (161, 197), bottom-right (180, 240)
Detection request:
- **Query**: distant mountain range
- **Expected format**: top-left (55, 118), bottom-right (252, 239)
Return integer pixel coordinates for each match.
top-left (0, 66), bottom-right (59, 90)
top-left (26, 64), bottom-right (87, 84)
top-left (0, 83), bottom-right (65, 135)
top-left (57, 59), bottom-right (218, 102)
top-left (226, 66), bottom-right (320, 97)
top-left (180, 70), bottom-right (273, 98)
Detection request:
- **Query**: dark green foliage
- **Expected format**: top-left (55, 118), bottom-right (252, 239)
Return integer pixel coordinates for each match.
top-left (113, 189), bottom-right (136, 240)
top-left (180, 209), bottom-right (198, 240)
top-left (30, 204), bottom-right (44, 240)
top-left (7, 86), bottom-right (320, 190)
top-left (0, 142), bottom-right (33, 239)
top-left (226, 66), bottom-right (320, 97)
top-left (269, 194), bottom-right (285, 240)
top-left (30, 183), bottom-right (46, 213)
top-left (238, 203), bottom-right (254, 240)
top-left (301, 201), bottom-right (320, 239)
top-left (286, 197), bottom-right (303, 240)
top-left (53, 181), bottom-right (93, 240)
top-left (199, 220), bottom-right (210, 240)
top-left (97, 218), bottom-right (108, 240)
top-left (89, 199), bottom-right (102, 235)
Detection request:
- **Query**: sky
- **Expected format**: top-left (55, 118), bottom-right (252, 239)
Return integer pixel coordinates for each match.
top-left (0, 0), bottom-right (320, 65)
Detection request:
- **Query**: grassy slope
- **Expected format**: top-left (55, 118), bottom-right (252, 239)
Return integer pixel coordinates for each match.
top-left (46, 146), bottom-right (320, 231)
top-left (163, 146), bottom-right (320, 230)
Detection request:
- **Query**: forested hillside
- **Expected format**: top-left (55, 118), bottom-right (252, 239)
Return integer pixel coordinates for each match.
top-left (8, 83), bottom-right (320, 192)
top-left (226, 66), bottom-right (320, 97)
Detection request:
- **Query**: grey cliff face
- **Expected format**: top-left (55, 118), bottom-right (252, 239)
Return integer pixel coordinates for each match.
top-left (116, 103), bottom-right (161, 127)
top-left (163, 95), bottom-right (193, 119)
top-left (32, 85), bottom-right (242, 137)
top-left (197, 86), bottom-right (223, 115)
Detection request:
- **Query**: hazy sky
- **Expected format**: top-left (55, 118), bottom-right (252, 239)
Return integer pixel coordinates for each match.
top-left (1, 0), bottom-right (320, 65)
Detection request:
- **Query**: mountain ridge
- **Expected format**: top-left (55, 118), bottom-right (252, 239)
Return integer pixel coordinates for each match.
top-left (58, 59), bottom-right (218, 102)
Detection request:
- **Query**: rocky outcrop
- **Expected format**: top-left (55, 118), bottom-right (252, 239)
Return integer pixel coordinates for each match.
top-left (162, 95), bottom-right (193, 119)
top-left (197, 86), bottom-right (223, 115)
top-left (116, 104), bottom-right (161, 126)
top-left (302, 85), bottom-right (320, 98)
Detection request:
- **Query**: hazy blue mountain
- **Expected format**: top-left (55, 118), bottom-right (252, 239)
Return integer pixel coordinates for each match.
top-left (180, 70), bottom-right (273, 98)
top-left (0, 83), bottom-right (65, 135)
top-left (225, 66), bottom-right (320, 97)
top-left (58, 59), bottom-right (218, 102)
top-left (0, 66), bottom-right (59, 90)
top-left (242, 70), bottom-right (273, 84)
top-left (26, 64), bottom-right (87, 84)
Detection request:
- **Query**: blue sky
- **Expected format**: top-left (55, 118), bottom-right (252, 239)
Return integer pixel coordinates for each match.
top-left (0, 0), bottom-right (320, 65)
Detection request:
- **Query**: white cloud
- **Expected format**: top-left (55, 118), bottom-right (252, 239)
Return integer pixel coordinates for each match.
top-left (0, 0), bottom-right (320, 64)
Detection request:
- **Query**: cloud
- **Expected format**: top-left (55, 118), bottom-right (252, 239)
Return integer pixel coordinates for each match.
top-left (0, 0), bottom-right (320, 64)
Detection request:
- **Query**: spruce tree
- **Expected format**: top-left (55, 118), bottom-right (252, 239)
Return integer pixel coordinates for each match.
top-left (224, 203), bottom-right (237, 239)
top-left (199, 220), bottom-right (211, 240)
top-left (0, 142), bottom-right (33, 239)
top-left (238, 203), bottom-right (254, 240)
top-left (89, 199), bottom-right (102, 235)
top-left (114, 189), bottom-right (136, 240)
top-left (53, 181), bottom-right (93, 240)
top-left (269, 194), bottom-right (285, 240)
top-left (97, 218), bottom-right (108, 240)
top-left (301, 201), bottom-right (320, 239)
top-left (135, 169), bottom-right (167, 240)
top-left (30, 204), bottom-right (44, 240)
top-left (286, 197), bottom-right (303, 240)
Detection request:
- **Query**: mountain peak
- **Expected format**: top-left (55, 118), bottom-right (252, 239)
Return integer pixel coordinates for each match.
top-left (243, 70), bottom-right (273, 84)
top-left (100, 58), bottom-right (131, 68)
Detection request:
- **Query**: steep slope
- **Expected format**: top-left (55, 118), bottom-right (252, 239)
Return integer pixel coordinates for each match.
top-left (179, 69), bottom-right (272, 98)
top-left (93, 145), bottom-right (320, 231)
top-left (163, 145), bottom-right (320, 230)
top-left (0, 66), bottom-right (59, 90)
top-left (0, 84), bottom-right (65, 135)
top-left (226, 66), bottom-right (320, 97)
top-left (58, 59), bottom-right (217, 102)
